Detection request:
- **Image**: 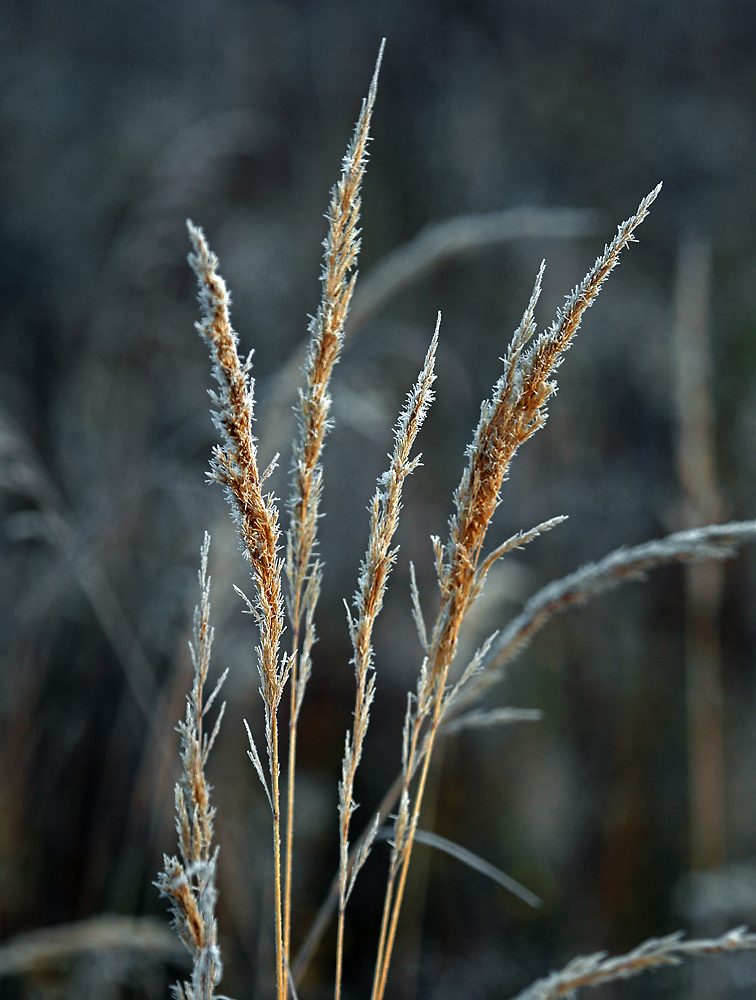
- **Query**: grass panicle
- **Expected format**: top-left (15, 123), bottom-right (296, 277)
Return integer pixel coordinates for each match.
top-left (446, 519), bottom-right (756, 721)
top-left (187, 217), bottom-right (288, 1000)
top-left (512, 927), bottom-right (756, 1000)
top-left (284, 40), bottom-right (384, 968)
top-left (156, 534), bottom-right (225, 1000)
top-left (335, 318), bottom-right (438, 1000)
top-left (159, 47), bottom-right (756, 1000)
top-left (370, 185), bottom-right (662, 1000)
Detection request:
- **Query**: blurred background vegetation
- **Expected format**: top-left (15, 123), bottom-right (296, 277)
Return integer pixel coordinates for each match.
top-left (2, 1), bottom-right (756, 998)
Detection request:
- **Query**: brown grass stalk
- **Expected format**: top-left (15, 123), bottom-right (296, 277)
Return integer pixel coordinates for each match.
top-left (284, 40), bottom-right (384, 967)
top-left (168, 47), bottom-right (756, 1000)
top-left (371, 184), bottom-right (662, 1000)
top-left (334, 320), bottom-right (438, 1000)
top-left (290, 517), bottom-right (756, 986)
top-left (156, 534), bottom-right (226, 1000)
top-left (672, 236), bottom-right (728, 873)
top-left (510, 927), bottom-right (756, 1000)
top-left (187, 222), bottom-right (288, 1000)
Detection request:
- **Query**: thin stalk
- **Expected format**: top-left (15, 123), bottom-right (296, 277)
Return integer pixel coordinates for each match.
top-left (283, 618), bottom-right (302, 963)
top-left (371, 878), bottom-right (395, 1000)
top-left (370, 703), bottom-right (427, 1000)
top-left (334, 912), bottom-right (346, 1000)
top-left (282, 42), bottom-right (384, 967)
top-left (371, 186), bottom-right (661, 1000)
top-left (336, 325), bottom-right (438, 1000)
top-left (271, 714), bottom-right (285, 1000)
top-left (374, 698), bottom-right (443, 1000)
top-left (294, 517), bottom-right (756, 988)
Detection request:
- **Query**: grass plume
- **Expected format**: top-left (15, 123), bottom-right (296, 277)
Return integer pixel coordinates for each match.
top-left (187, 215), bottom-right (288, 999)
top-left (158, 45), bottom-right (756, 1000)
top-left (156, 534), bottom-right (225, 1000)
top-left (285, 40), bottom-right (384, 969)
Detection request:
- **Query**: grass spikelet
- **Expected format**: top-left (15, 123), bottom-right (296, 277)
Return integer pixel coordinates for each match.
top-left (284, 40), bottom-right (384, 964)
top-left (370, 186), bottom-right (662, 1000)
top-left (511, 927), bottom-right (756, 1000)
top-left (335, 318), bottom-right (438, 1000)
top-left (187, 220), bottom-right (288, 1000)
top-left (156, 534), bottom-right (225, 1000)
top-left (449, 519), bottom-right (756, 719)
top-left (161, 46), bottom-right (756, 1000)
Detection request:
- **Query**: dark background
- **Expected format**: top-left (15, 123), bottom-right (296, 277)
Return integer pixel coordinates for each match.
top-left (3, 1), bottom-right (756, 998)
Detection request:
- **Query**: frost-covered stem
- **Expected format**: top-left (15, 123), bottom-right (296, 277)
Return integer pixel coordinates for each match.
top-left (156, 535), bottom-right (226, 1000)
top-left (271, 713), bottom-right (285, 1000)
top-left (372, 694), bottom-right (441, 1000)
top-left (510, 927), bottom-right (756, 1000)
top-left (371, 186), bottom-right (660, 1000)
top-left (337, 323), bottom-right (437, 1000)
top-left (187, 224), bottom-right (287, 1000)
top-left (284, 41), bottom-right (384, 966)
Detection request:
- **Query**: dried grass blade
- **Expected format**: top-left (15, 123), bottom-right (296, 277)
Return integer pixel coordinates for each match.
top-left (402, 828), bottom-right (542, 908)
